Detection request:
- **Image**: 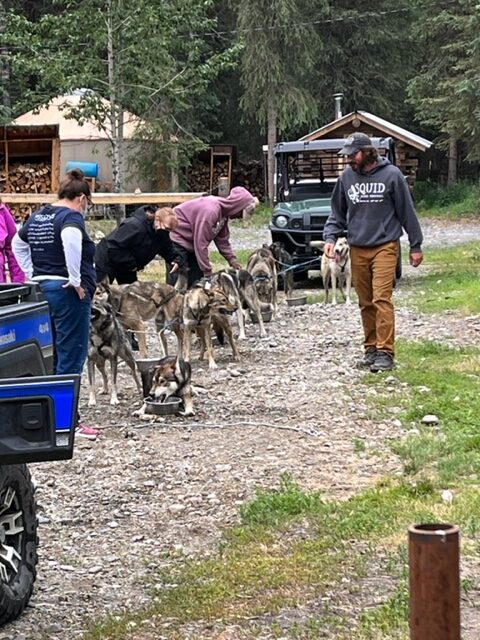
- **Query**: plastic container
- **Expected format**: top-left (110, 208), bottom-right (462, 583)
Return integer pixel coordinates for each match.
top-left (65, 161), bottom-right (99, 178)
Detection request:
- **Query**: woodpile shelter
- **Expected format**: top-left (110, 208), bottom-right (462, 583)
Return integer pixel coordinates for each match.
top-left (0, 124), bottom-right (60, 193)
top-left (300, 110), bottom-right (432, 187)
top-left (186, 144), bottom-right (264, 201)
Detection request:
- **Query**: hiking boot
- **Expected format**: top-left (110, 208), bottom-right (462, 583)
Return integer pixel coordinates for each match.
top-left (370, 351), bottom-right (395, 373)
top-left (357, 347), bottom-right (377, 368)
top-left (75, 424), bottom-right (99, 441)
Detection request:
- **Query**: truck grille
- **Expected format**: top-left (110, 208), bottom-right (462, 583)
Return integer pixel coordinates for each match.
top-left (309, 215), bottom-right (327, 229)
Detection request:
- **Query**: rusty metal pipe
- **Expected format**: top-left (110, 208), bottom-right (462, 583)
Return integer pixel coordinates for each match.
top-left (409, 523), bottom-right (460, 640)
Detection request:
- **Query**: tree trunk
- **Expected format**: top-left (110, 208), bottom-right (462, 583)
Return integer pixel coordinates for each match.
top-left (107, 0), bottom-right (124, 224)
top-left (0, 0), bottom-right (11, 122)
top-left (170, 144), bottom-right (179, 191)
top-left (447, 135), bottom-right (457, 186)
top-left (267, 99), bottom-right (277, 205)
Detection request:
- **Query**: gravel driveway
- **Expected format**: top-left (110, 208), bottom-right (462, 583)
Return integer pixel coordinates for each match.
top-left (1, 217), bottom-right (479, 640)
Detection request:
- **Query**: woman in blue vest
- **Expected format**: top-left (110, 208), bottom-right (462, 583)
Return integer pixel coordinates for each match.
top-left (12, 169), bottom-right (98, 440)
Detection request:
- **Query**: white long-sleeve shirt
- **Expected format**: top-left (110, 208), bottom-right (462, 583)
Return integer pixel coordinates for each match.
top-left (12, 227), bottom-right (83, 287)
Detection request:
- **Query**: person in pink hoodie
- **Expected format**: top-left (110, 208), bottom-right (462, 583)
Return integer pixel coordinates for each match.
top-left (170, 187), bottom-right (259, 286)
top-left (0, 200), bottom-right (25, 283)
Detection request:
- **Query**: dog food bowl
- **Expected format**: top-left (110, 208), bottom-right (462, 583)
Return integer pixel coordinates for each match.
top-left (144, 396), bottom-right (182, 416)
top-left (135, 357), bottom-right (164, 373)
top-left (249, 309), bottom-right (273, 323)
top-left (286, 295), bottom-right (307, 307)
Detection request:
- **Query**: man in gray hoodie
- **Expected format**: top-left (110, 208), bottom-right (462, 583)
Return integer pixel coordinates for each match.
top-left (323, 132), bottom-right (423, 372)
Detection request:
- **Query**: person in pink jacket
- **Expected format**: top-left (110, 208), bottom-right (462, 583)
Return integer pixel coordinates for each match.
top-left (170, 187), bottom-right (258, 286)
top-left (0, 200), bottom-right (25, 283)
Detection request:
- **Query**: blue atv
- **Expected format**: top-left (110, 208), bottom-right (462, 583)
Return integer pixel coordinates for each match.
top-left (0, 283), bottom-right (79, 623)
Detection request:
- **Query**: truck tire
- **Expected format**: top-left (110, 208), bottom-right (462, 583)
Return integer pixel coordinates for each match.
top-left (0, 464), bottom-right (37, 624)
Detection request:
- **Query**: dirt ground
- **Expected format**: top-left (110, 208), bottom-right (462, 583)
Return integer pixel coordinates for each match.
top-left (1, 218), bottom-right (479, 640)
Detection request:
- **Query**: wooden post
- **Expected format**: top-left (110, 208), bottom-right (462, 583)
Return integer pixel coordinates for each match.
top-left (409, 523), bottom-right (460, 640)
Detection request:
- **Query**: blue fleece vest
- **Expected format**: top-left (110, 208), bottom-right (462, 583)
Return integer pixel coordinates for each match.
top-left (19, 205), bottom-right (96, 296)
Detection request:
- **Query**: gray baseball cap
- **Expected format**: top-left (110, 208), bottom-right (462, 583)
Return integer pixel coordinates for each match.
top-left (338, 132), bottom-right (372, 156)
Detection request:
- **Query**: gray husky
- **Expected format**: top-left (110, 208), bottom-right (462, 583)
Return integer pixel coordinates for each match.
top-left (87, 299), bottom-right (141, 406)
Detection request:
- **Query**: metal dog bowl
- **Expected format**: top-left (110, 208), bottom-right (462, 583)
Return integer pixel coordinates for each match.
top-left (286, 295), bottom-right (307, 307)
top-left (249, 309), bottom-right (273, 323)
top-left (135, 357), bottom-right (164, 373)
top-left (144, 396), bottom-right (182, 416)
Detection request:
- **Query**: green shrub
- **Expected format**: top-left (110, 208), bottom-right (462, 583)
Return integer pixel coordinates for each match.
top-left (414, 181), bottom-right (480, 216)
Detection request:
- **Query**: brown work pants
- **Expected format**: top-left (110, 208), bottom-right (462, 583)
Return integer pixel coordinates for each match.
top-left (350, 241), bottom-right (399, 355)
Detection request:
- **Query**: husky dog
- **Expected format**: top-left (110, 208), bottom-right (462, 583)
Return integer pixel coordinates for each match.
top-left (99, 280), bottom-right (183, 358)
top-left (183, 281), bottom-right (237, 369)
top-left (246, 245), bottom-right (278, 316)
top-left (136, 356), bottom-right (194, 416)
top-left (87, 299), bottom-right (141, 406)
top-left (210, 270), bottom-right (247, 340)
top-left (227, 269), bottom-right (269, 338)
top-left (319, 237), bottom-right (352, 305)
top-left (153, 286), bottom-right (185, 356)
top-left (270, 241), bottom-right (294, 298)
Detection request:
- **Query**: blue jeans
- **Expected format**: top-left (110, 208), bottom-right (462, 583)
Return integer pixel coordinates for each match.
top-left (39, 280), bottom-right (91, 375)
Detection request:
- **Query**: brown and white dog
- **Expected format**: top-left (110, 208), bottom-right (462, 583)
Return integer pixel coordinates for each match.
top-left (135, 356), bottom-right (194, 416)
top-left (87, 299), bottom-right (141, 406)
top-left (182, 281), bottom-right (238, 369)
top-left (246, 245), bottom-right (278, 317)
top-left (316, 237), bottom-right (352, 305)
top-left (99, 281), bottom-right (183, 358)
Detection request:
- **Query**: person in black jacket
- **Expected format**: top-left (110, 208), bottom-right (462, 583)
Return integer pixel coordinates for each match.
top-left (95, 206), bottom-right (182, 284)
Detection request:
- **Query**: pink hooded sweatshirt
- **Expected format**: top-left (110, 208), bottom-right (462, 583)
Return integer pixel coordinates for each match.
top-left (0, 203), bottom-right (25, 283)
top-left (171, 187), bottom-right (255, 276)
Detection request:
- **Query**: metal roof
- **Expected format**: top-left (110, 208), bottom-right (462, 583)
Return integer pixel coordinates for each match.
top-left (274, 137), bottom-right (393, 154)
top-left (300, 111), bottom-right (432, 151)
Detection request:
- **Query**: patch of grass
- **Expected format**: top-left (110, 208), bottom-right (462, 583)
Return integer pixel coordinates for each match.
top-left (358, 584), bottom-right (409, 638)
top-left (366, 339), bottom-right (480, 486)
top-left (353, 437), bottom-right (367, 453)
top-left (414, 181), bottom-right (480, 218)
top-left (240, 473), bottom-right (323, 526)
top-left (398, 242), bottom-right (480, 315)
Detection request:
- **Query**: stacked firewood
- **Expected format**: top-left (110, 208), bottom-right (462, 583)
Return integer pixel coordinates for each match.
top-left (0, 162), bottom-right (52, 220)
top-left (232, 160), bottom-right (264, 200)
top-left (186, 159), bottom-right (265, 200)
top-left (186, 160), bottom-right (230, 193)
top-left (1, 162), bottom-right (52, 193)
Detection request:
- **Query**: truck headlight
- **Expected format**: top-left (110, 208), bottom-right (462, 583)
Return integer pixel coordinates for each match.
top-left (275, 215), bottom-right (288, 228)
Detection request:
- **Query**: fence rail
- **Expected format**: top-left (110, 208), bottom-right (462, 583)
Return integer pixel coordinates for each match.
top-left (0, 192), bottom-right (206, 205)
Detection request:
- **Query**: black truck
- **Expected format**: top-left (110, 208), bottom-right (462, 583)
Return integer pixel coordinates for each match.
top-left (269, 137), bottom-right (401, 282)
top-left (0, 282), bottom-right (79, 623)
